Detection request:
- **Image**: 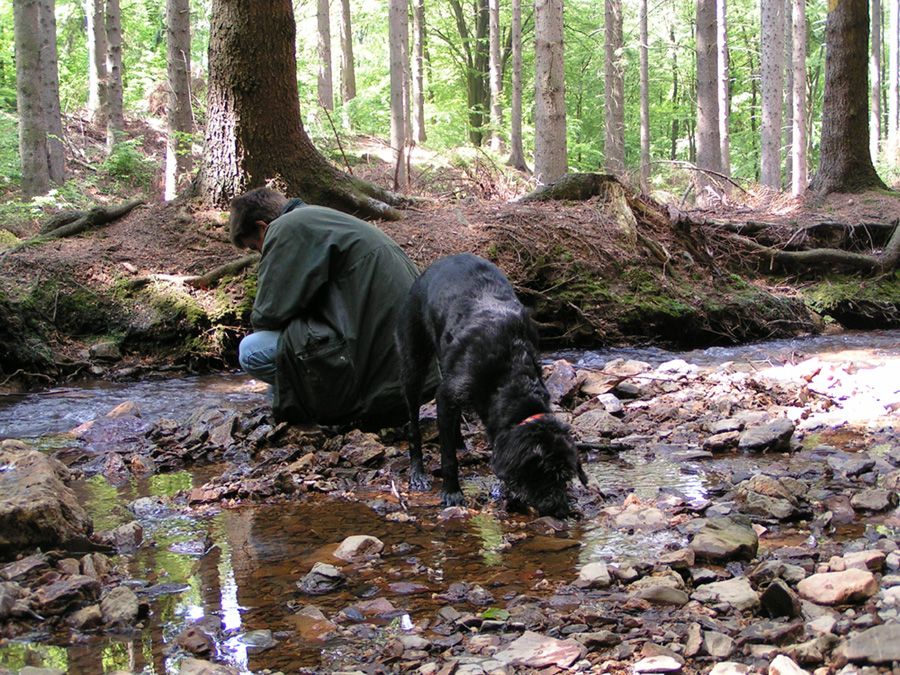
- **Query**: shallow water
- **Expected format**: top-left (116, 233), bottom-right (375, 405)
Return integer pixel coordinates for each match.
top-left (0, 329), bottom-right (897, 673)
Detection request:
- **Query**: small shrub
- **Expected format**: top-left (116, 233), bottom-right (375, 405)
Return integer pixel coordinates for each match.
top-left (101, 137), bottom-right (157, 188)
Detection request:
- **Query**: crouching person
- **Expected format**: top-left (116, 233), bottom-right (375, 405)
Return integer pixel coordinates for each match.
top-left (230, 187), bottom-right (436, 427)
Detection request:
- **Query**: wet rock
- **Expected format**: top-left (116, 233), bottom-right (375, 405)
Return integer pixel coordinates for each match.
top-left (0, 440), bottom-right (93, 553)
top-left (175, 625), bottom-right (215, 655)
top-left (575, 561), bottom-right (611, 589)
top-left (1, 553), bottom-right (50, 581)
top-left (57, 558), bottom-right (82, 575)
top-left (596, 392), bottom-right (624, 415)
top-left (580, 371), bottom-right (619, 396)
top-left (0, 581), bottom-right (23, 619)
top-left (796, 570), bottom-right (878, 605)
top-left (80, 552), bottom-right (111, 580)
top-left (545, 360), bottom-right (582, 403)
top-left (738, 619), bottom-right (804, 645)
top-left (67, 603), bottom-right (102, 630)
top-left (709, 663), bottom-right (751, 675)
top-left (571, 408), bottom-right (627, 438)
top-left (297, 562), bottom-right (346, 595)
top-left (691, 576), bottom-right (760, 611)
top-left (703, 630), bottom-right (734, 658)
top-left (606, 500), bottom-right (667, 531)
top-left (493, 630), bottom-right (585, 669)
top-left (520, 535), bottom-right (580, 552)
top-left (292, 605), bottom-right (337, 641)
top-left (333, 534), bottom-right (384, 562)
top-left (572, 630), bottom-right (621, 648)
top-left (35, 575), bottom-right (101, 614)
top-left (704, 431), bottom-right (741, 452)
top-left (634, 585), bottom-right (690, 606)
top-left (736, 475), bottom-right (801, 521)
top-left (768, 654), bottom-right (810, 675)
top-left (632, 655), bottom-right (683, 673)
top-left (340, 430), bottom-right (387, 466)
top-left (761, 579), bottom-right (801, 618)
top-left (342, 597), bottom-right (399, 621)
top-left (738, 418), bottom-right (795, 452)
top-left (100, 586), bottom-right (141, 626)
top-left (178, 658), bottom-right (239, 675)
top-left (840, 550), bottom-right (886, 572)
top-left (235, 629), bottom-right (276, 652)
top-left (690, 515), bottom-right (759, 562)
top-left (783, 635), bottom-right (834, 665)
top-left (750, 560), bottom-right (810, 586)
top-left (836, 623), bottom-right (900, 664)
top-left (849, 489), bottom-right (897, 512)
top-left (96, 521), bottom-right (144, 553)
top-left (130, 496), bottom-right (173, 518)
top-left (659, 548), bottom-right (695, 570)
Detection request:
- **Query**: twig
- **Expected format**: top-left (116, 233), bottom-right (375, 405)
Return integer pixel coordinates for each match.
top-left (322, 106), bottom-right (353, 176)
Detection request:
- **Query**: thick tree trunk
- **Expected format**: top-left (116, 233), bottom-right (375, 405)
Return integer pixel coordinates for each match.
top-left (783, 0), bottom-right (793, 186)
top-left (165, 0), bottom-right (193, 201)
top-left (411, 0), bottom-right (426, 143)
top-left (105, 0), bottom-right (124, 147)
top-left (809, 0), bottom-right (887, 193)
top-left (38, 0), bottom-right (64, 184)
top-left (339, 0), bottom-right (357, 105)
top-left (791, 0), bottom-right (808, 195)
top-left (317, 0), bottom-right (334, 111)
top-left (717, 0), bottom-right (730, 175)
top-left (201, 0), bottom-right (402, 219)
top-left (85, 0), bottom-right (108, 128)
top-left (604, 0), bottom-right (625, 174)
top-left (534, 0), bottom-right (567, 185)
top-left (760, 0), bottom-right (785, 189)
top-left (507, 0), bottom-right (528, 171)
top-left (389, 0), bottom-right (409, 189)
top-left (696, 0), bottom-right (723, 201)
top-left (14, 0), bottom-right (50, 197)
top-left (488, 0), bottom-right (504, 152)
top-left (639, 0), bottom-right (650, 191)
top-left (871, 0), bottom-right (883, 162)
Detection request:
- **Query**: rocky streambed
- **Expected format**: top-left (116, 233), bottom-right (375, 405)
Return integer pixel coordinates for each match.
top-left (0, 331), bottom-right (898, 675)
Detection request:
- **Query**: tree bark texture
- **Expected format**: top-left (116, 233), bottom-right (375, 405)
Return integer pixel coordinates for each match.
top-left (488, 0), bottom-right (504, 152)
top-left (38, 0), bottom-right (64, 184)
top-left (317, 0), bottom-right (334, 111)
top-left (86, 0), bottom-right (108, 127)
top-left (870, 0), bottom-right (882, 161)
top-left (105, 0), bottom-right (125, 145)
top-left (783, 0), bottom-right (793, 185)
top-left (888, 0), bottom-right (899, 162)
top-left (604, 0), bottom-right (625, 174)
top-left (639, 0), bottom-right (650, 190)
top-left (716, 0), bottom-right (731, 175)
top-left (14, 0), bottom-right (50, 197)
top-left (696, 0), bottom-right (723, 200)
top-left (339, 0), bottom-right (357, 104)
top-left (165, 0), bottom-right (193, 201)
top-left (389, 0), bottom-right (410, 188)
top-left (534, 0), bottom-right (567, 185)
top-left (202, 0), bottom-right (402, 219)
top-left (792, 0), bottom-right (808, 195)
top-left (760, 0), bottom-right (785, 188)
top-left (809, 0), bottom-right (887, 193)
top-left (411, 0), bottom-right (426, 143)
top-left (507, 0), bottom-right (528, 170)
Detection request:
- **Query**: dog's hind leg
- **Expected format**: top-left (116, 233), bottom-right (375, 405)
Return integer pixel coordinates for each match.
top-left (395, 314), bottom-right (433, 492)
top-left (436, 388), bottom-right (465, 506)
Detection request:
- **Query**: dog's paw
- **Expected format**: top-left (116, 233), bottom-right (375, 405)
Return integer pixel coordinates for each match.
top-left (441, 490), bottom-right (465, 507)
top-left (409, 472), bottom-right (432, 492)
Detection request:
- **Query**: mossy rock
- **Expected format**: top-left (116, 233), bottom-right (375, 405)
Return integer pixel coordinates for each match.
top-left (802, 274), bottom-right (900, 328)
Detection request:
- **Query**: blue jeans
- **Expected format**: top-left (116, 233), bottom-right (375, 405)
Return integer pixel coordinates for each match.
top-left (238, 330), bottom-right (280, 384)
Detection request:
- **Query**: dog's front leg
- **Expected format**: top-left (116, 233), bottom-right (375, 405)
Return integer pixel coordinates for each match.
top-left (436, 390), bottom-right (465, 506)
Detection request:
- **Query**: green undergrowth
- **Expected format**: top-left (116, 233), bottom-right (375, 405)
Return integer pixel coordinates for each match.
top-left (800, 273), bottom-right (900, 328)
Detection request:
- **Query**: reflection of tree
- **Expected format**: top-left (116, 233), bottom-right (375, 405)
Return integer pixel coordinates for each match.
top-left (470, 512), bottom-right (505, 566)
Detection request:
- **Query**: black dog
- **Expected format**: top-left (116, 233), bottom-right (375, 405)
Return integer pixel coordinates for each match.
top-left (394, 253), bottom-right (587, 518)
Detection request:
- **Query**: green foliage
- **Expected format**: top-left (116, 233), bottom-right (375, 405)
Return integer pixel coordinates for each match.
top-left (101, 137), bottom-right (157, 188)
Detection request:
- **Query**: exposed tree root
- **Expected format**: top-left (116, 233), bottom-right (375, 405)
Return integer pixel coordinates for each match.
top-left (184, 253), bottom-right (260, 289)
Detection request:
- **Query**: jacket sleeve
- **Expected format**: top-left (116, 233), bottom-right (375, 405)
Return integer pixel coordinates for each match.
top-left (250, 221), bottom-right (331, 330)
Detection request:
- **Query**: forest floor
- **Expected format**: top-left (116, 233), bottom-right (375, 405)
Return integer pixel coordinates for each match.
top-left (0, 118), bottom-right (898, 391)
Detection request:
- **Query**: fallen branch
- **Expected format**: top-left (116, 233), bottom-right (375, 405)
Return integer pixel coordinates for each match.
top-left (184, 253), bottom-right (260, 289)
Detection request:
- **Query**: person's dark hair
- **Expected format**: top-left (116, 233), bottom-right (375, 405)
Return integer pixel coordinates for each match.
top-left (228, 187), bottom-right (289, 247)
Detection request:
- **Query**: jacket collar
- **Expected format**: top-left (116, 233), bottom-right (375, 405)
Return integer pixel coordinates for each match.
top-left (281, 197), bottom-right (306, 215)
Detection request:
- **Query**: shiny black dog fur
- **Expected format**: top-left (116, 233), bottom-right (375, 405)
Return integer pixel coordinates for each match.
top-left (394, 253), bottom-right (587, 518)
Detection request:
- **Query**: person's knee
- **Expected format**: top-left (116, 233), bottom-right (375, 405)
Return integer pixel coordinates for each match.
top-left (238, 331), bottom-right (279, 381)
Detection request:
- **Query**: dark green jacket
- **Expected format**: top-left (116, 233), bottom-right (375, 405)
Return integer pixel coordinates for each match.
top-left (252, 203), bottom-right (435, 425)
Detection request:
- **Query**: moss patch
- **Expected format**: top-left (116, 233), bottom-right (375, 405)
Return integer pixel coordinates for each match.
top-left (801, 273), bottom-right (900, 328)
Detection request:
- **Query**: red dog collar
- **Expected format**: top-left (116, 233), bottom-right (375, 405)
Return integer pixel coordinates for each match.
top-left (518, 413), bottom-right (547, 426)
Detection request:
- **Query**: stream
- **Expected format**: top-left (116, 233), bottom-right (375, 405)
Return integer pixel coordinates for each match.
top-left (0, 329), bottom-right (897, 674)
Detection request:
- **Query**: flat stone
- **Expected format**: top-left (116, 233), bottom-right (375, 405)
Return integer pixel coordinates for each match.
top-left (35, 575), bottom-right (101, 615)
top-left (841, 550), bottom-right (886, 572)
top-left (333, 535), bottom-right (384, 562)
top-left (572, 408), bottom-right (627, 438)
top-left (768, 654), bottom-right (810, 675)
top-left (67, 603), bottom-right (103, 630)
top-left (100, 586), bottom-right (141, 626)
top-left (576, 561), bottom-right (611, 589)
top-left (297, 562), bottom-right (345, 595)
top-left (797, 569), bottom-right (878, 605)
top-left (837, 623), bottom-right (900, 664)
top-left (1, 553), bottom-right (50, 581)
top-left (494, 630), bottom-right (584, 668)
top-left (709, 663), bottom-right (751, 675)
top-left (690, 515), bottom-right (759, 562)
top-left (632, 655), bottom-right (683, 673)
top-left (178, 658), bottom-right (239, 675)
top-left (291, 605), bottom-right (337, 642)
top-left (340, 430), bottom-right (387, 466)
top-left (850, 489), bottom-right (897, 512)
top-left (635, 585), bottom-right (690, 606)
top-left (738, 418), bottom-right (795, 452)
top-left (691, 576), bottom-right (760, 611)
top-left (704, 431), bottom-right (741, 451)
top-left (545, 360), bottom-right (581, 403)
top-left (703, 630), bottom-right (735, 658)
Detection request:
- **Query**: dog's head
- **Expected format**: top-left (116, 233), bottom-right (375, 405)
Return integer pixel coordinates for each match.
top-left (491, 415), bottom-right (588, 518)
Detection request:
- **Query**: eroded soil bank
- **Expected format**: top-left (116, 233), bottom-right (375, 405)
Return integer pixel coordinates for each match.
top-left (0, 332), bottom-right (897, 674)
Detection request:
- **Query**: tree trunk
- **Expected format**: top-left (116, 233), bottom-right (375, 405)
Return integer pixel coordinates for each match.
top-left (38, 0), bottom-right (64, 184)
top-left (717, 0), bottom-right (730, 175)
top-left (449, 0), bottom-right (489, 146)
top-left (507, 0), bottom-right (528, 170)
top-left (871, 0), bottom-right (883, 161)
top-left (85, 0), bottom-right (108, 128)
top-left (696, 0), bottom-right (723, 201)
top-left (809, 0), bottom-right (887, 193)
top-left (201, 0), bottom-right (402, 219)
top-left (389, 0), bottom-right (409, 189)
top-left (760, 0), bottom-right (785, 189)
top-left (604, 0), bottom-right (625, 174)
top-left (411, 0), bottom-right (426, 143)
top-left (164, 0), bottom-right (193, 201)
top-left (339, 0), bottom-right (356, 105)
top-left (105, 0), bottom-right (124, 147)
top-left (791, 0), bottom-right (808, 195)
top-left (639, 0), bottom-right (650, 190)
top-left (534, 0), bottom-right (567, 184)
top-left (888, 0), bottom-right (899, 162)
top-left (488, 0), bottom-right (504, 152)
top-left (669, 25), bottom-right (679, 161)
top-left (14, 0), bottom-right (50, 197)
top-left (317, 0), bottom-right (334, 111)
top-left (783, 0), bottom-right (793, 185)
